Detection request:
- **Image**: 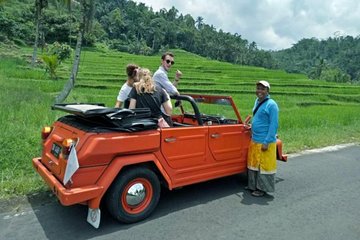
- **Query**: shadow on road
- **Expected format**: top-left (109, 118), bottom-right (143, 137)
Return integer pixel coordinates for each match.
top-left (238, 177), bottom-right (283, 205)
top-left (28, 173), bottom-right (278, 239)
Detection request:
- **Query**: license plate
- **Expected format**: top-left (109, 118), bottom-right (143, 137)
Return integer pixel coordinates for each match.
top-left (51, 143), bottom-right (62, 158)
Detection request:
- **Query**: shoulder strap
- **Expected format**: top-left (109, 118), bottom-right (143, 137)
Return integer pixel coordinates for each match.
top-left (253, 98), bottom-right (269, 116)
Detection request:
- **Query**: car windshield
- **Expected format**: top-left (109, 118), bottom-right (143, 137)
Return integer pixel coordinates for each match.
top-left (171, 95), bottom-right (238, 121)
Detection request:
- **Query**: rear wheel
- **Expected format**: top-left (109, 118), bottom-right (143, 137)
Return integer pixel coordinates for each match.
top-left (106, 167), bottom-right (160, 223)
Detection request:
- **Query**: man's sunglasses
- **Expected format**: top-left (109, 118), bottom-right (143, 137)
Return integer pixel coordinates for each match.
top-left (165, 59), bottom-right (175, 65)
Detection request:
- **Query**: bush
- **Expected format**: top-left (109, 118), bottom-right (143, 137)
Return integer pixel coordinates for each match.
top-left (47, 42), bottom-right (72, 63)
top-left (94, 42), bottom-right (109, 53)
top-left (13, 38), bottom-right (26, 46)
top-left (41, 42), bottom-right (72, 79)
top-left (41, 54), bottom-right (59, 79)
top-left (109, 39), bottom-right (129, 52)
top-left (320, 68), bottom-right (351, 83)
top-left (128, 40), bottom-right (152, 56)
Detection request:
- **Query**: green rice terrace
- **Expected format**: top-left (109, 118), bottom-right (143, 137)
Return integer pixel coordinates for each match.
top-left (1, 47), bottom-right (360, 198)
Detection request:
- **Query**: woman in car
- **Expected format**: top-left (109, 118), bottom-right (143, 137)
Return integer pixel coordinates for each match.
top-left (128, 68), bottom-right (172, 127)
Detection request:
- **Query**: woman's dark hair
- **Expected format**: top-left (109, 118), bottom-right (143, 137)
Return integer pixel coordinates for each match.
top-left (126, 64), bottom-right (139, 78)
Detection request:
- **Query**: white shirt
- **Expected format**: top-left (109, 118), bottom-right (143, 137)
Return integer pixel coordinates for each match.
top-left (153, 66), bottom-right (178, 95)
top-left (117, 83), bottom-right (132, 102)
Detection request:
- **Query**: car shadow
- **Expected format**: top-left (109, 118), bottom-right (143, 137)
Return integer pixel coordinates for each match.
top-left (28, 173), bottom-right (279, 239)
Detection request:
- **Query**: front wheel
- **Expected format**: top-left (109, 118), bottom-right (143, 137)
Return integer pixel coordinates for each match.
top-left (106, 167), bottom-right (160, 223)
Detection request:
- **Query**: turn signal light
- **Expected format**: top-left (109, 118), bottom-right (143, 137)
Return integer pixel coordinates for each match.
top-left (41, 127), bottom-right (53, 140)
top-left (62, 138), bottom-right (76, 158)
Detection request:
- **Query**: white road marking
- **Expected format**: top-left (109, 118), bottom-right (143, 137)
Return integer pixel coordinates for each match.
top-left (288, 143), bottom-right (359, 158)
top-left (2, 209), bottom-right (39, 220)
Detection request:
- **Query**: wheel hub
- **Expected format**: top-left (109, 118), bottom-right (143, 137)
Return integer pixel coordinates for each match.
top-left (126, 183), bottom-right (146, 206)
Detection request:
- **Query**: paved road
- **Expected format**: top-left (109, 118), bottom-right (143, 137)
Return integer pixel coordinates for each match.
top-left (1, 144), bottom-right (360, 240)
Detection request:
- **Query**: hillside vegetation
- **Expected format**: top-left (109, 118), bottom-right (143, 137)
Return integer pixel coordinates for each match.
top-left (272, 37), bottom-right (360, 82)
top-left (1, 46), bottom-right (360, 198)
top-left (1, 0), bottom-right (359, 82)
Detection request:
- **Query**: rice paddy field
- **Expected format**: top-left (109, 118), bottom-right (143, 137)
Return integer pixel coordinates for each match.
top-left (1, 47), bottom-right (360, 198)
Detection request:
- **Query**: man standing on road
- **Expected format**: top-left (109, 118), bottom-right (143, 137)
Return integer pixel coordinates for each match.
top-left (247, 80), bottom-right (279, 197)
top-left (153, 52), bottom-right (182, 96)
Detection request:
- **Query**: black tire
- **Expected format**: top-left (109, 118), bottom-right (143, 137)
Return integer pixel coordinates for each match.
top-left (106, 167), bottom-right (160, 223)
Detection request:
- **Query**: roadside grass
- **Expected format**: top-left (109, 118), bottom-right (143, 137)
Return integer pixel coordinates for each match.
top-left (280, 105), bottom-right (360, 151)
top-left (0, 58), bottom-right (63, 198)
top-left (1, 47), bottom-right (360, 199)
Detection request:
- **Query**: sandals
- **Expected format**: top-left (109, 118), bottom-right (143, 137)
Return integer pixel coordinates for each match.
top-left (251, 190), bottom-right (265, 197)
top-left (244, 186), bottom-right (266, 197)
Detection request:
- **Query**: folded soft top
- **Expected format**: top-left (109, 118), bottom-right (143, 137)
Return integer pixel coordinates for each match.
top-left (52, 103), bottom-right (158, 132)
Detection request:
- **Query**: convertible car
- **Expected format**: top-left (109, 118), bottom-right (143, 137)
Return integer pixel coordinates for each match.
top-left (32, 94), bottom-right (287, 228)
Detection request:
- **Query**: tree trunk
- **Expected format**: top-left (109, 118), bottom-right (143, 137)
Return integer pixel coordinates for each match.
top-left (54, 29), bottom-right (83, 103)
top-left (31, 2), bottom-right (41, 67)
top-left (54, 0), bottom-right (94, 103)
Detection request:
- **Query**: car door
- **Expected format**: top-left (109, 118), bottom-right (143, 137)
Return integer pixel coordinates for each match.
top-left (208, 124), bottom-right (251, 164)
top-left (160, 126), bottom-right (208, 169)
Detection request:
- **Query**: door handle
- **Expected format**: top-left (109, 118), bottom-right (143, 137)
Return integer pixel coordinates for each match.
top-left (211, 133), bottom-right (220, 138)
top-left (164, 137), bottom-right (176, 143)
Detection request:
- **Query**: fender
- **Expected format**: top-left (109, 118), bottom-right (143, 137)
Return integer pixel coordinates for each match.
top-left (87, 153), bottom-right (172, 209)
top-left (276, 138), bottom-right (288, 162)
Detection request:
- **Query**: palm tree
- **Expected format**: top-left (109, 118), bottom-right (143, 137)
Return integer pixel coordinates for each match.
top-left (31, 0), bottom-right (48, 67)
top-left (195, 16), bottom-right (203, 29)
top-left (55, 0), bottom-right (95, 103)
top-left (31, 0), bottom-right (72, 66)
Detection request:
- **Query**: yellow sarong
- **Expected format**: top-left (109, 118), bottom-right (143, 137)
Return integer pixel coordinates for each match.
top-left (247, 140), bottom-right (276, 174)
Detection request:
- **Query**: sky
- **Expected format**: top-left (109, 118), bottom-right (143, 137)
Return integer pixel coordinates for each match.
top-left (133, 0), bottom-right (360, 50)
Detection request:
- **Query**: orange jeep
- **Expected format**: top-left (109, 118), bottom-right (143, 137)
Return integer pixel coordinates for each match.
top-left (32, 94), bottom-right (286, 228)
